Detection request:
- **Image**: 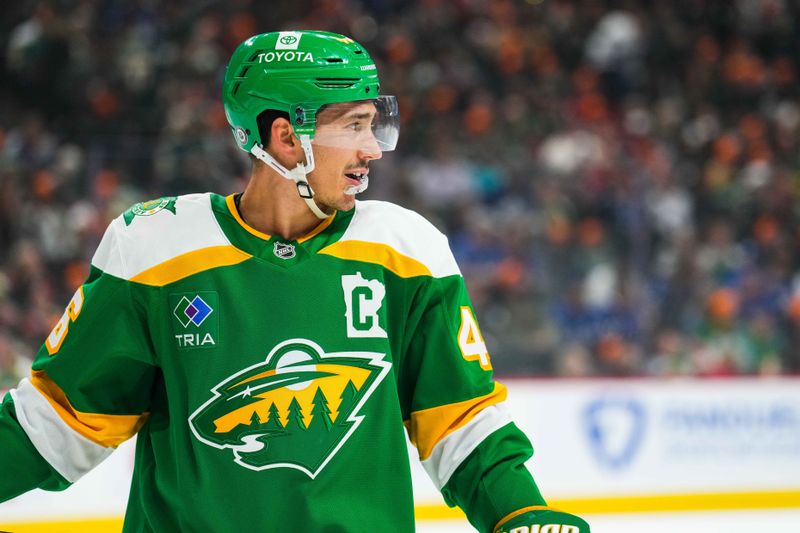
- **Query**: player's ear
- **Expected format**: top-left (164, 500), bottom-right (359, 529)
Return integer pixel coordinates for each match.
top-left (269, 117), bottom-right (298, 155)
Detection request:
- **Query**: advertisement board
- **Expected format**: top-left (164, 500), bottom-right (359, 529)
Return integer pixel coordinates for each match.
top-left (2, 378), bottom-right (799, 527)
top-left (411, 377), bottom-right (800, 514)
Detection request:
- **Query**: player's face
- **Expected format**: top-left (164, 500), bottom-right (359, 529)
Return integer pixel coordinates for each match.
top-left (306, 102), bottom-right (382, 212)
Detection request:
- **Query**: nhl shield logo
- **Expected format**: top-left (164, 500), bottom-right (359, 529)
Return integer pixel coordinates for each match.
top-left (273, 241), bottom-right (296, 259)
top-left (188, 339), bottom-right (390, 478)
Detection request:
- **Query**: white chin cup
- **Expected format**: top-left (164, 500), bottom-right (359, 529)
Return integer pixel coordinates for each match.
top-left (344, 175), bottom-right (369, 196)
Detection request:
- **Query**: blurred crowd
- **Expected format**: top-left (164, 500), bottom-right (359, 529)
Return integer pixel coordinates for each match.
top-left (2, 0), bottom-right (800, 381)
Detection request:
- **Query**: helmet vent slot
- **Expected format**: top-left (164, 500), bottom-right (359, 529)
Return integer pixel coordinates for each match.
top-left (248, 51), bottom-right (264, 62)
top-left (231, 82), bottom-right (242, 96)
top-left (314, 78), bottom-right (359, 88)
top-left (237, 66), bottom-right (250, 78)
top-left (325, 57), bottom-right (344, 63)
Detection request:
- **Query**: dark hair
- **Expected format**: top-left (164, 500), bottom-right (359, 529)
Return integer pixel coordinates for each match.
top-left (250, 109), bottom-right (290, 165)
top-left (256, 108), bottom-right (291, 147)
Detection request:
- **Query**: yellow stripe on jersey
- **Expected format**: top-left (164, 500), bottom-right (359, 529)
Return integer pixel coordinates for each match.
top-left (318, 240), bottom-right (432, 278)
top-left (297, 212), bottom-right (336, 243)
top-left (225, 194), bottom-right (272, 240)
top-left (31, 371), bottom-right (148, 448)
top-left (493, 506), bottom-right (566, 533)
top-left (129, 245), bottom-right (252, 286)
top-left (405, 382), bottom-right (507, 461)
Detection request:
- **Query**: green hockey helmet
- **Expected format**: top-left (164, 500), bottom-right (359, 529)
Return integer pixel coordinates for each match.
top-left (222, 31), bottom-right (399, 218)
top-left (223, 30), bottom-right (399, 154)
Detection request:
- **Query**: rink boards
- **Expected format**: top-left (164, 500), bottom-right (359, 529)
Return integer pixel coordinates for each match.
top-left (1, 377), bottom-right (799, 530)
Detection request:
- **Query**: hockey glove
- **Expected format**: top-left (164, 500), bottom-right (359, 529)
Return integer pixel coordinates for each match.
top-left (493, 506), bottom-right (590, 533)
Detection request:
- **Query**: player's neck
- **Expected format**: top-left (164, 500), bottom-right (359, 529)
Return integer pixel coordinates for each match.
top-left (239, 168), bottom-right (323, 241)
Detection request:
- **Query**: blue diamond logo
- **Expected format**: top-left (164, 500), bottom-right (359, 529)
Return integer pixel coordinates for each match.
top-left (188, 296), bottom-right (213, 326)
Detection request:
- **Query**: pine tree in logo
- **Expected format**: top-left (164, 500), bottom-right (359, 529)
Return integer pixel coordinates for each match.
top-left (285, 397), bottom-right (306, 431)
top-left (311, 387), bottom-right (333, 431)
top-left (339, 380), bottom-right (358, 417)
top-left (264, 402), bottom-right (283, 431)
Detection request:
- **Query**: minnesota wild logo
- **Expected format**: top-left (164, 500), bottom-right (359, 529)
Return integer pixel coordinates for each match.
top-left (188, 338), bottom-right (390, 477)
top-left (123, 196), bottom-right (178, 226)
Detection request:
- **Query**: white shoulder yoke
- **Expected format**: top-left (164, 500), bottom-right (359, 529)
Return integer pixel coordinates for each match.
top-left (341, 200), bottom-right (461, 279)
top-left (92, 193), bottom-right (239, 283)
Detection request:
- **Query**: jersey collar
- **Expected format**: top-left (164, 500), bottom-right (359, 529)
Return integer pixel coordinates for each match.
top-left (211, 193), bottom-right (353, 267)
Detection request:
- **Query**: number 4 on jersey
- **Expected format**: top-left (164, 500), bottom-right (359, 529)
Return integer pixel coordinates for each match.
top-left (457, 306), bottom-right (492, 370)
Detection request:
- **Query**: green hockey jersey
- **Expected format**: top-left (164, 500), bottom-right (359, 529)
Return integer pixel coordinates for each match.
top-left (0, 193), bottom-right (545, 532)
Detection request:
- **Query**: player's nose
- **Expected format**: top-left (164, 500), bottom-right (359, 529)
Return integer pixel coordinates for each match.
top-left (358, 134), bottom-right (382, 161)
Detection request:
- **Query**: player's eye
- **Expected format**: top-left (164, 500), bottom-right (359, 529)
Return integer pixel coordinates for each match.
top-left (347, 121), bottom-right (364, 132)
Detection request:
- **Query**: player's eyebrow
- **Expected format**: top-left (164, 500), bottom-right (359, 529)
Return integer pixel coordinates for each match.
top-left (340, 111), bottom-right (374, 121)
top-left (316, 100), bottom-right (376, 124)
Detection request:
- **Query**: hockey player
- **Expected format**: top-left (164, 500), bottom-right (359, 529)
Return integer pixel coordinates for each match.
top-left (0, 31), bottom-right (589, 532)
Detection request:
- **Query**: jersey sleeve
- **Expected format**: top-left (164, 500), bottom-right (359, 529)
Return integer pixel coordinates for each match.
top-left (0, 218), bottom-right (157, 502)
top-left (400, 235), bottom-right (546, 533)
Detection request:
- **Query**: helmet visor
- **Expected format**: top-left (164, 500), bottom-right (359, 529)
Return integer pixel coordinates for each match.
top-left (311, 95), bottom-right (400, 153)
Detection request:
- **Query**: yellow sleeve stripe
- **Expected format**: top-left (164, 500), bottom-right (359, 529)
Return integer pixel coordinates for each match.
top-left (493, 506), bottom-right (566, 533)
top-left (318, 240), bottom-right (432, 278)
top-left (405, 382), bottom-right (507, 461)
top-left (30, 371), bottom-right (148, 448)
top-left (130, 245), bottom-right (252, 286)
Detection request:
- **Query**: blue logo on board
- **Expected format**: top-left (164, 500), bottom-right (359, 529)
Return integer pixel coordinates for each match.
top-left (583, 396), bottom-right (646, 470)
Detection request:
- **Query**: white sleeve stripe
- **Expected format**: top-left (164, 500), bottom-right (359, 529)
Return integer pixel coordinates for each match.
top-left (11, 379), bottom-right (113, 483)
top-left (420, 403), bottom-right (512, 490)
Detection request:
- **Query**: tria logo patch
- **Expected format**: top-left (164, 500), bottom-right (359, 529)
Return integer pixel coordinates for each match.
top-left (170, 292), bottom-right (219, 350)
top-left (273, 241), bottom-right (296, 259)
top-left (122, 196), bottom-right (177, 226)
top-left (174, 295), bottom-right (213, 327)
top-left (188, 338), bottom-right (390, 477)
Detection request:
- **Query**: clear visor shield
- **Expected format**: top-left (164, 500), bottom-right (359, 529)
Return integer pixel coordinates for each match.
top-left (311, 95), bottom-right (400, 153)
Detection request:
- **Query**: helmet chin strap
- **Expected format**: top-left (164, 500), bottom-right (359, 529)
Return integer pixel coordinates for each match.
top-left (251, 136), bottom-right (329, 220)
